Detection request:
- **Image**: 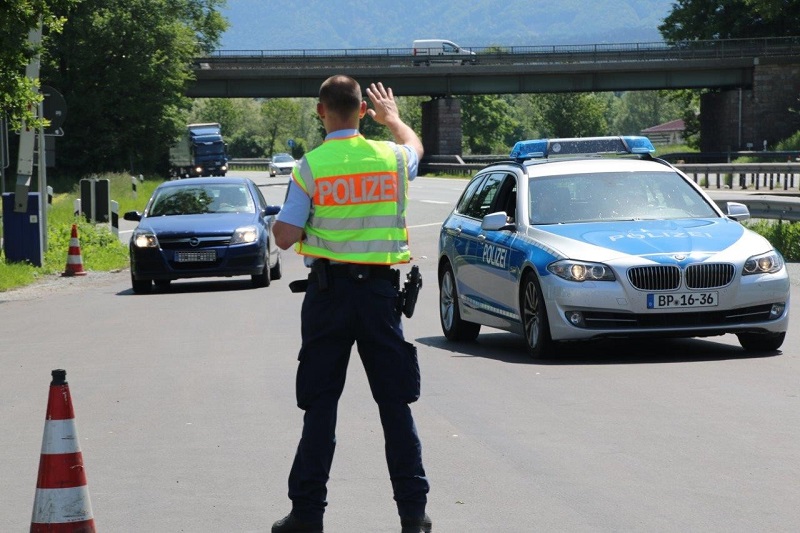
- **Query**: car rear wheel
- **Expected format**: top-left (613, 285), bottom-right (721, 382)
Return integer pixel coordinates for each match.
top-left (520, 271), bottom-right (552, 358)
top-left (269, 252), bottom-right (282, 280)
top-left (439, 263), bottom-right (480, 341)
top-left (252, 251), bottom-right (271, 288)
top-left (736, 331), bottom-right (785, 352)
top-left (131, 272), bottom-right (152, 294)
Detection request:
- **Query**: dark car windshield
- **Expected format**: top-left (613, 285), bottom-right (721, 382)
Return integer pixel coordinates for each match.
top-left (273, 154), bottom-right (294, 163)
top-left (529, 171), bottom-right (719, 224)
top-left (149, 184), bottom-right (255, 216)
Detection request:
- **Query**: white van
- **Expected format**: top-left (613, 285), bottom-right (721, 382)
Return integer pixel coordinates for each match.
top-left (412, 39), bottom-right (477, 65)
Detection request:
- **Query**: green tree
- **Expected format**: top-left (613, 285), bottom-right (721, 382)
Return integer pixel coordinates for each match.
top-left (534, 93), bottom-right (609, 138)
top-left (260, 99), bottom-right (302, 156)
top-left (0, 0), bottom-right (76, 131)
top-left (42, 0), bottom-right (227, 177)
top-left (460, 94), bottom-right (519, 154)
top-left (659, 0), bottom-right (800, 41)
top-left (611, 91), bottom-right (685, 135)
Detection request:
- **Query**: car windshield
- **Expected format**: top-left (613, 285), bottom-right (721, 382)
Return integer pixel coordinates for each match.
top-left (273, 154), bottom-right (294, 163)
top-left (149, 184), bottom-right (255, 216)
top-left (529, 171), bottom-right (719, 224)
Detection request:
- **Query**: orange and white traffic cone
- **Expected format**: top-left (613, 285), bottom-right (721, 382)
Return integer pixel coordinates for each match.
top-left (31, 369), bottom-right (96, 533)
top-left (62, 224), bottom-right (87, 277)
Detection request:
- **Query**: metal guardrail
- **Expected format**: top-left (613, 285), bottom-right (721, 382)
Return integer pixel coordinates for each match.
top-left (199, 37), bottom-right (800, 68)
top-left (199, 37), bottom-right (800, 71)
top-left (227, 157), bottom-right (800, 220)
top-left (709, 193), bottom-right (800, 221)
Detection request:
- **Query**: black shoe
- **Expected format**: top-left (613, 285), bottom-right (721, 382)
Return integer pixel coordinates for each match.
top-left (272, 512), bottom-right (323, 533)
top-left (401, 513), bottom-right (432, 533)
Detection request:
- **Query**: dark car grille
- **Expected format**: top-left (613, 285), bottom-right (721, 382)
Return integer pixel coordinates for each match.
top-left (685, 263), bottom-right (735, 289)
top-left (159, 236), bottom-right (231, 250)
top-left (580, 304), bottom-right (776, 330)
top-left (627, 266), bottom-right (680, 291)
top-left (627, 263), bottom-right (735, 291)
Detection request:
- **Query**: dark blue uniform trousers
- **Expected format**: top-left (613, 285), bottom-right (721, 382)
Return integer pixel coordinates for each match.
top-left (287, 272), bottom-right (429, 521)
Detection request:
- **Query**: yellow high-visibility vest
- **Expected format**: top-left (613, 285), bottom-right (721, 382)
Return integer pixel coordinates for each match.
top-left (292, 134), bottom-right (411, 265)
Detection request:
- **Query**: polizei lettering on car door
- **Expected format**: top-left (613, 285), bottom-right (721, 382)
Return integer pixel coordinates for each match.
top-left (314, 173), bottom-right (398, 206)
top-left (482, 243), bottom-right (508, 268)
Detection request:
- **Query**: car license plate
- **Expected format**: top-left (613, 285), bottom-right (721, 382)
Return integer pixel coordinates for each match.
top-left (647, 292), bottom-right (718, 309)
top-left (175, 250), bottom-right (216, 262)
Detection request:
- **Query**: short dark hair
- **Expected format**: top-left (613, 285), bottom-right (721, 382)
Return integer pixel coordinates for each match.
top-left (319, 75), bottom-right (362, 118)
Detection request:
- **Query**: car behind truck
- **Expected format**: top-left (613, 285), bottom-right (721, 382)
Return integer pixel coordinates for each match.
top-left (169, 123), bottom-right (228, 179)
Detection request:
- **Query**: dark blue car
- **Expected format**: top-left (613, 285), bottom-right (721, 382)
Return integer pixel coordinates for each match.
top-left (123, 176), bottom-right (281, 293)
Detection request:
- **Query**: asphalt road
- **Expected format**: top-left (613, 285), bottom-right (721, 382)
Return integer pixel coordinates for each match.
top-left (2, 171), bottom-right (799, 532)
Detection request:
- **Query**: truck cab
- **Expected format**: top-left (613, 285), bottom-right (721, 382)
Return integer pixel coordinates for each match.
top-left (169, 123), bottom-right (228, 179)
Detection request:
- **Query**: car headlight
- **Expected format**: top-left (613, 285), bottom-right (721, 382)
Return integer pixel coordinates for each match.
top-left (231, 225), bottom-right (259, 244)
top-left (547, 260), bottom-right (616, 282)
top-left (132, 230), bottom-right (158, 248)
top-left (743, 250), bottom-right (784, 275)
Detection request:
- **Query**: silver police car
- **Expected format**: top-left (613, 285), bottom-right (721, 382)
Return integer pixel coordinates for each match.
top-left (438, 136), bottom-right (790, 357)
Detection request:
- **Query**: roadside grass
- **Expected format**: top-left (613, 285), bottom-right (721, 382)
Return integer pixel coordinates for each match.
top-left (1, 173), bottom-right (162, 292)
top-left (744, 219), bottom-right (800, 262)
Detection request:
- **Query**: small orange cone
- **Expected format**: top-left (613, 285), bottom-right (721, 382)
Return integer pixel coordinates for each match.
top-left (30, 369), bottom-right (96, 533)
top-left (62, 224), bottom-right (87, 277)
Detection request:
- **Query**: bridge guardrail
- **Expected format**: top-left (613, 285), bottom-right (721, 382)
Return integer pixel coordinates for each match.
top-left (197, 36), bottom-right (800, 68)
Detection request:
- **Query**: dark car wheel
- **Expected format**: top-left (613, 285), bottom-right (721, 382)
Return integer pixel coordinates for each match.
top-left (439, 263), bottom-right (480, 341)
top-left (252, 251), bottom-right (272, 288)
top-left (737, 331), bottom-right (785, 352)
top-left (154, 279), bottom-right (171, 289)
top-left (270, 252), bottom-right (283, 280)
top-left (131, 271), bottom-right (152, 294)
top-left (520, 271), bottom-right (552, 359)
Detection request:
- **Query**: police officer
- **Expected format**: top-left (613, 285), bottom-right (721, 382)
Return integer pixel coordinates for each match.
top-left (271, 75), bottom-right (431, 533)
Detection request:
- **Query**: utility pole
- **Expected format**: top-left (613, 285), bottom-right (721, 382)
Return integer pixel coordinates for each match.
top-left (14, 21), bottom-right (43, 214)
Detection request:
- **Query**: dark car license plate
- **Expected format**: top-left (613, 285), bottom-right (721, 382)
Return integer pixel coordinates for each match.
top-left (175, 250), bottom-right (216, 262)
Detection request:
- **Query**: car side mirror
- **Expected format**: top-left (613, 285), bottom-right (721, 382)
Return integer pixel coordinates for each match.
top-left (123, 211), bottom-right (142, 221)
top-left (482, 211), bottom-right (515, 231)
top-left (264, 205), bottom-right (281, 216)
top-left (726, 201), bottom-right (750, 222)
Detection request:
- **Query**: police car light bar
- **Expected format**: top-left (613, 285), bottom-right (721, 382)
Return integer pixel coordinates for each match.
top-left (510, 136), bottom-right (656, 161)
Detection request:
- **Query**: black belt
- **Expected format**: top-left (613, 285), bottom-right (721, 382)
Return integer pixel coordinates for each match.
top-left (309, 261), bottom-right (398, 286)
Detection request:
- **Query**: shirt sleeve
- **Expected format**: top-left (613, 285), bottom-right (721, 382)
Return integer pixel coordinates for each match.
top-left (275, 179), bottom-right (311, 228)
top-left (402, 144), bottom-right (419, 181)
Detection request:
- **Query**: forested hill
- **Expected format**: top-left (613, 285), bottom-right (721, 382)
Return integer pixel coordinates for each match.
top-left (219, 0), bottom-right (674, 51)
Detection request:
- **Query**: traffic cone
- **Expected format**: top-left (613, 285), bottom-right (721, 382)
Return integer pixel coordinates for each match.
top-left (62, 224), bottom-right (87, 277)
top-left (31, 369), bottom-right (96, 533)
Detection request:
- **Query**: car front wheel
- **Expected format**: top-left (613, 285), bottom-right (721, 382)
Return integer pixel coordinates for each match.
top-left (520, 271), bottom-right (552, 358)
top-left (737, 331), bottom-right (785, 352)
top-left (252, 251), bottom-right (271, 288)
top-left (269, 252), bottom-right (282, 280)
top-left (439, 263), bottom-right (480, 341)
top-left (131, 272), bottom-right (152, 294)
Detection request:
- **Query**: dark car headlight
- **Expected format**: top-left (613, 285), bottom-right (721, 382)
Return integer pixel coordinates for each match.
top-left (548, 260), bottom-right (616, 282)
top-left (132, 230), bottom-right (158, 248)
top-left (743, 250), bottom-right (784, 275)
top-left (231, 225), bottom-right (259, 244)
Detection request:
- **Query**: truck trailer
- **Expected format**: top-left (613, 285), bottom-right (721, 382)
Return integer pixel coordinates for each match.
top-left (169, 123), bottom-right (228, 178)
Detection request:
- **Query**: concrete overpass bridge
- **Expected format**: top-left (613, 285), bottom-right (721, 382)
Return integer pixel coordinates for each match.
top-left (189, 37), bottom-right (800, 156)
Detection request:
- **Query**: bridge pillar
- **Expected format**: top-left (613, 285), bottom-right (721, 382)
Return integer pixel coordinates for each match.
top-left (701, 61), bottom-right (800, 153)
top-left (421, 97), bottom-right (462, 156)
